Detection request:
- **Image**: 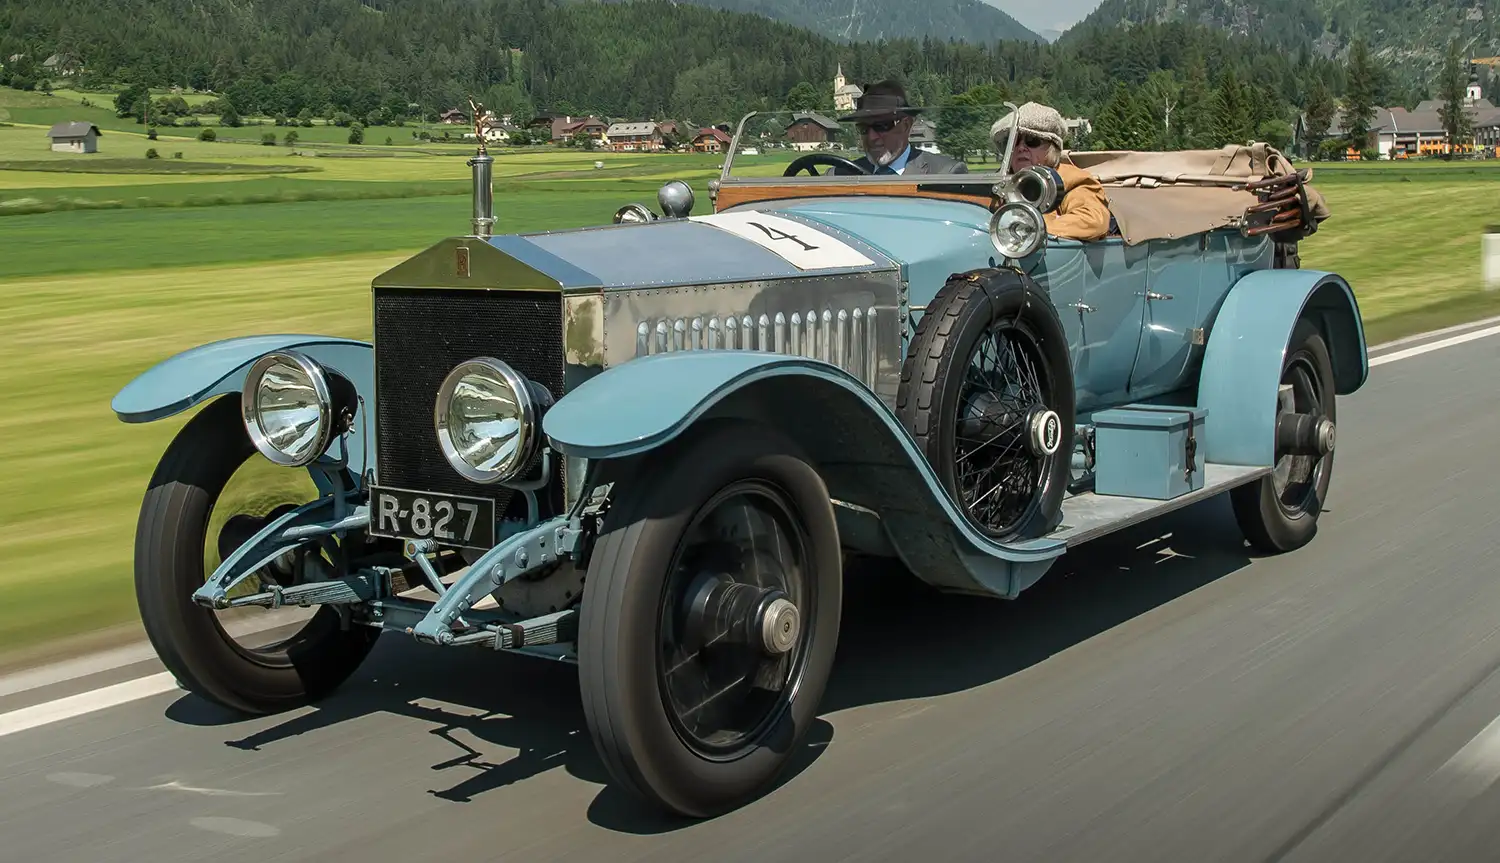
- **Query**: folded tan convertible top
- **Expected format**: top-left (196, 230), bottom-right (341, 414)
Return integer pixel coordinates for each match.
top-left (1065, 143), bottom-right (1330, 245)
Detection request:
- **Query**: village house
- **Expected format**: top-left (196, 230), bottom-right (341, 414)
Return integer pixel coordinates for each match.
top-left (552, 116), bottom-right (608, 144)
top-left (693, 127), bottom-right (732, 153)
top-left (42, 52), bottom-right (83, 78)
top-left (1295, 82), bottom-right (1500, 159)
top-left (605, 121), bottom-right (664, 152)
top-left (46, 121), bottom-right (101, 154)
top-left (438, 107), bottom-right (468, 125)
top-left (910, 117), bottom-right (939, 154)
top-left (784, 112), bottom-right (841, 150)
top-left (656, 120), bottom-right (691, 142)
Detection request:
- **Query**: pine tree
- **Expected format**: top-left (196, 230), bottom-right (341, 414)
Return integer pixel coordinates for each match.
top-left (1303, 79), bottom-right (1335, 157)
top-left (1437, 40), bottom-right (1473, 159)
top-left (1176, 50), bottom-right (1214, 149)
top-left (1092, 82), bottom-right (1134, 150)
top-left (1211, 67), bottom-right (1250, 145)
top-left (1343, 38), bottom-right (1378, 158)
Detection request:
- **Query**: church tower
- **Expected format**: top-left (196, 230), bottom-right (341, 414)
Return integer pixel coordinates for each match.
top-left (833, 64), bottom-right (862, 113)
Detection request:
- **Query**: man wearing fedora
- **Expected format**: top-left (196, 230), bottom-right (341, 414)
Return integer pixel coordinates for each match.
top-left (991, 102), bottom-right (1112, 242)
top-left (833, 80), bottom-right (969, 176)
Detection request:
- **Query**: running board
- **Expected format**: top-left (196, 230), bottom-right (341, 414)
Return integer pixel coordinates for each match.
top-left (1050, 463), bottom-right (1271, 547)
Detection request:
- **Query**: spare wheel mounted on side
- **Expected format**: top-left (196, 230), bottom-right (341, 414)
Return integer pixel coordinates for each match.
top-left (896, 267), bottom-right (1076, 541)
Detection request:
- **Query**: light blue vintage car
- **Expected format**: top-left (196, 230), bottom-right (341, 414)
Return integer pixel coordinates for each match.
top-left (112, 102), bottom-right (1364, 818)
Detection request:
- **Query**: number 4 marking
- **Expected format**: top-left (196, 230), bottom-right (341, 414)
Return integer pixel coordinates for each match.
top-left (689, 212), bottom-right (875, 271)
top-left (745, 220), bottom-right (819, 252)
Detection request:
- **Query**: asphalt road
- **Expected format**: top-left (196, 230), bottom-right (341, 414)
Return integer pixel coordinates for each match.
top-left (5, 319), bottom-right (1500, 863)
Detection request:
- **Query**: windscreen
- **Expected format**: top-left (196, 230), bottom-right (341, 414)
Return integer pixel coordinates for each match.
top-left (719, 104), bottom-right (1029, 182)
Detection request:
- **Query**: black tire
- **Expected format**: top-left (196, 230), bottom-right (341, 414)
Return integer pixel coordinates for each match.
top-left (895, 268), bottom-right (1075, 540)
top-left (1230, 317), bottom-right (1337, 553)
top-left (578, 420), bottom-right (842, 819)
top-left (134, 394), bottom-right (379, 715)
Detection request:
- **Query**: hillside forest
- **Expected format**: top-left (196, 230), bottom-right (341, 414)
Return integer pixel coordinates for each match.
top-left (0, 0), bottom-right (1491, 159)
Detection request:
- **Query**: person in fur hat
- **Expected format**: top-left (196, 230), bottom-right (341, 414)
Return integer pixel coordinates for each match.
top-left (991, 102), bottom-right (1111, 242)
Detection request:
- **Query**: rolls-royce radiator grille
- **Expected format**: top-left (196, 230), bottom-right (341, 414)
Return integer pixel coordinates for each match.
top-left (372, 287), bottom-right (565, 529)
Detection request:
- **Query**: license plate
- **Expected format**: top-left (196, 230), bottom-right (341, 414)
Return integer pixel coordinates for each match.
top-left (369, 486), bottom-right (495, 549)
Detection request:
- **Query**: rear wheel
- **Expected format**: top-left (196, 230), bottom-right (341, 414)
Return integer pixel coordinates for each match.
top-left (1230, 317), bottom-right (1337, 553)
top-left (578, 421), bottom-right (842, 818)
top-left (134, 395), bottom-right (379, 714)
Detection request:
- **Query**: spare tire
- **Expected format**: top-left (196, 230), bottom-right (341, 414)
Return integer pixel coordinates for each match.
top-left (895, 268), bottom-right (1075, 541)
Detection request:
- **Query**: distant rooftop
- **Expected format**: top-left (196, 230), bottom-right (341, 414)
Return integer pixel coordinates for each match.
top-left (46, 121), bottom-right (101, 138)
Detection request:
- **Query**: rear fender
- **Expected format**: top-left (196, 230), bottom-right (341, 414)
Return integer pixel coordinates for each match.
top-left (1198, 269), bottom-right (1367, 467)
top-left (111, 334), bottom-right (376, 491)
top-left (542, 351), bottom-right (1067, 600)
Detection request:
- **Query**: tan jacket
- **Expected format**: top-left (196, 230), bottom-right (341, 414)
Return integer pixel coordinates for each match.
top-left (1044, 162), bottom-right (1112, 242)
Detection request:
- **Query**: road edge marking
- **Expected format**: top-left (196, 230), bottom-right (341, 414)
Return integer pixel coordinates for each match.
top-left (1369, 323), bottom-right (1500, 367)
top-left (0, 672), bottom-right (178, 739)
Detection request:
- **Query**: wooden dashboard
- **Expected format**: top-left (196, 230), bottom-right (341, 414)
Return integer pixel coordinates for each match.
top-left (713, 179), bottom-right (1001, 213)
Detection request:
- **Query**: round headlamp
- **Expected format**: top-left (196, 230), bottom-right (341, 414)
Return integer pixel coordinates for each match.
top-left (989, 201), bottom-right (1049, 260)
top-left (241, 351), bottom-right (334, 468)
top-left (434, 357), bottom-right (539, 484)
top-left (613, 203), bottom-right (656, 224)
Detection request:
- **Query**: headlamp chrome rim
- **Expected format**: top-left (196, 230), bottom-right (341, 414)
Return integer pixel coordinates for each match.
top-left (988, 200), bottom-right (1049, 261)
top-left (434, 356), bottom-right (538, 485)
top-left (613, 203), bottom-right (657, 224)
top-left (241, 350), bottom-right (334, 468)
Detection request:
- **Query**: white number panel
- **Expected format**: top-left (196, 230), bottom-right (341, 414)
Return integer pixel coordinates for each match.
top-left (689, 211), bottom-right (875, 271)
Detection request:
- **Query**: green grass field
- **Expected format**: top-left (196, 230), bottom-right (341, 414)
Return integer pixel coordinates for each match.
top-left (2, 82), bottom-right (1499, 667)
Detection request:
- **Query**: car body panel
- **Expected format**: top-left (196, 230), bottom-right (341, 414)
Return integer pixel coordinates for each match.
top-left (730, 196), bottom-right (996, 304)
top-left (1197, 268), bottom-right (1368, 466)
top-left (1031, 237), bottom-right (1151, 413)
top-left (542, 350), bottom-right (1065, 598)
top-left (110, 334), bottom-right (378, 491)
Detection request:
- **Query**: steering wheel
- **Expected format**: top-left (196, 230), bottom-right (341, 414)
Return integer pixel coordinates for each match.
top-left (783, 153), bottom-right (870, 177)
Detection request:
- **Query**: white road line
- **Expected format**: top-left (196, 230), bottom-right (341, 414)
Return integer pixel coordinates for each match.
top-left (1367, 314), bottom-right (1500, 353)
top-left (0, 673), bottom-right (178, 740)
top-left (0, 642), bottom-right (159, 698)
top-left (3, 316), bottom-right (1500, 740)
top-left (1369, 324), bottom-right (1500, 367)
top-left (1439, 713), bottom-right (1500, 796)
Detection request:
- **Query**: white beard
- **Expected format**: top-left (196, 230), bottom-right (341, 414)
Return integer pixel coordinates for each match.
top-left (874, 149), bottom-right (898, 167)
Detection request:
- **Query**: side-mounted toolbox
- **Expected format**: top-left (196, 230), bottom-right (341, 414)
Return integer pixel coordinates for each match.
top-left (1090, 405), bottom-right (1209, 500)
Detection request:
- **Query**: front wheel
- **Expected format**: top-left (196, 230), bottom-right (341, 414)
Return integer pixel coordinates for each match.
top-left (578, 421), bottom-right (842, 818)
top-left (1230, 317), bottom-right (1337, 553)
top-left (133, 394), bottom-right (379, 715)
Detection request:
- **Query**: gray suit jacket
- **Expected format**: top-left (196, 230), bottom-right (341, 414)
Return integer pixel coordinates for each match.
top-left (834, 147), bottom-right (970, 176)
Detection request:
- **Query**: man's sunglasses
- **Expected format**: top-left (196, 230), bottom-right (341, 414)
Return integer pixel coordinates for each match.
top-left (857, 119), bottom-right (899, 134)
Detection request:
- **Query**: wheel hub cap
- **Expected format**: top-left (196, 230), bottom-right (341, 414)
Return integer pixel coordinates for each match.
top-left (1028, 408), bottom-right (1063, 456)
top-left (759, 597), bottom-right (800, 656)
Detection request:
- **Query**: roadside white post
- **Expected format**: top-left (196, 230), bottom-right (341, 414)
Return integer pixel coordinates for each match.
top-left (1487, 227), bottom-right (1500, 291)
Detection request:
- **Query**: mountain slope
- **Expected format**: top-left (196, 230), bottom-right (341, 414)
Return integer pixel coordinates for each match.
top-left (654, 0), bottom-right (1044, 44)
top-left (1068, 0), bottom-right (1499, 82)
top-left (983, 0), bottom-right (1102, 38)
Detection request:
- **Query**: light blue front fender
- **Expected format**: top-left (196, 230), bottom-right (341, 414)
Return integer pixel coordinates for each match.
top-left (543, 351), bottom-right (1067, 600)
top-left (1198, 269), bottom-right (1368, 467)
top-left (111, 333), bottom-right (376, 486)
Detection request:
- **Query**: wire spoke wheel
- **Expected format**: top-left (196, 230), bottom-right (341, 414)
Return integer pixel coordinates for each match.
top-left (657, 482), bottom-right (811, 760)
top-left (951, 319), bottom-right (1058, 536)
top-left (895, 269), bottom-right (1075, 543)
